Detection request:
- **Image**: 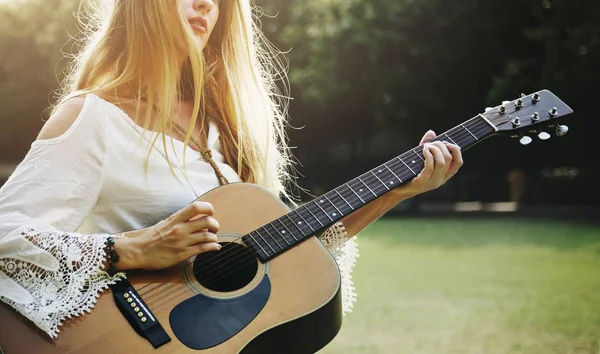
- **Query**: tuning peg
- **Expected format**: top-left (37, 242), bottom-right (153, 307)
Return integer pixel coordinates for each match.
top-left (556, 125), bottom-right (569, 136)
top-left (538, 131), bottom-right (551, 140)
top-left (519, 135), bottom-right (533, 145)
top-left (531, 112), bottom-right (540, 122)
top-left (515, 99), bottom-right (523, 109)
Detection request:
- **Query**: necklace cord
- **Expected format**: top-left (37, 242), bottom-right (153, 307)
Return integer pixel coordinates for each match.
top-left (171, 121), bottom-right (229, 186)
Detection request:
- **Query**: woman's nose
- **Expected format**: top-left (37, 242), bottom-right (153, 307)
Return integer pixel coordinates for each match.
top-left (193, 0), bottom-right (214, 13)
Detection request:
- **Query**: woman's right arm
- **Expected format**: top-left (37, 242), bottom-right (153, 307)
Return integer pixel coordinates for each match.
top-left (0, 95), bottom-right (219, 339)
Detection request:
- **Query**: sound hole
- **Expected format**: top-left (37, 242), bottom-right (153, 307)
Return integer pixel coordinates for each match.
top-left (193, 242), bottom-right (258, 292)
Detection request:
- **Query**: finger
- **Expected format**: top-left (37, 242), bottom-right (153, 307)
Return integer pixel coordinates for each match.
top-left (188, 242), bottom-right (222, 257)
top-left (417, 143), bottom-right (435, 180)
top-left (427, 144), bottom-right (448, 185)
top-left (443, 142), bottom-right (464, 181)
top-left (431, 141), bottom-right (453, 167)
top-left (169, 201), bottom-right (214, 224)
top-left (186, 231), bottom-right (219, 246)
top-left (419, 130), bottom-right (437, 145)
top-left (186, 216), bottom-right (220, 234)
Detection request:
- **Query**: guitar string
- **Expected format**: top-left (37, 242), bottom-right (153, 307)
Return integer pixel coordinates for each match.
top-left (147, 105), bottom-right (554, 307)
top-left (141, 116), bottom-right (496, 302)
top-left (165, 118), bottom-right (494, 288)
top-left (144, 119), bottom-right (496, 306)
top-left (141, 108), bottom-right (524, 301)
top-left (140, 96), bottom-right (548, 298)
top-left (184, 113), bottom-right (494, 276)
top-left (141, 94), bottom-right (544, 296)
top-left (141, 111), bottom-right (507, 300)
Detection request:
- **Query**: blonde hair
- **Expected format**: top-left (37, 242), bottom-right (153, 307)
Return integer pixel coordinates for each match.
top-left (55, 0), bottom-right (295, 199)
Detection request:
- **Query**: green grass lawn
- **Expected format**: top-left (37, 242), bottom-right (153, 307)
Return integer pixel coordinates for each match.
top-left (319, 217), bottom-right (600, 354)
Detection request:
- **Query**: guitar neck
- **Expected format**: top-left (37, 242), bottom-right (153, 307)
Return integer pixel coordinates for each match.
top-left (243, 114), bottom-right (498, 262)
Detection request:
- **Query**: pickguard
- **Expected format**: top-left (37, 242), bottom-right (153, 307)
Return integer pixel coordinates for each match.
top-left (169, 275), bottom-right (271, 350)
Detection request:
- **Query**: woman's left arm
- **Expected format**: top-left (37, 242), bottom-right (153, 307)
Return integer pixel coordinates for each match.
top-left (339, 130), bottom-right (464, 238)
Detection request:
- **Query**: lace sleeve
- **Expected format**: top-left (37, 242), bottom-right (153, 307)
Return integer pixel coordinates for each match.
top-left (0, 95), bottom-right (123, 339)
top-left (320, 222), bottom-right (359, 315)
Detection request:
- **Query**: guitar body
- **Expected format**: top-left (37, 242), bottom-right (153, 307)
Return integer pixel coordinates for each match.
top-left (0, 183), bottom-right (343, 354)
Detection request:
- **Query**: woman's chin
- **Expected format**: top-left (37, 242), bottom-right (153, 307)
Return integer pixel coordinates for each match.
top-left (194, 37), bottom-right (208, 51)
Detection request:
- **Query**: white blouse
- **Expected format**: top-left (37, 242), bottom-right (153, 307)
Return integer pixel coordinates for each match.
top-left (0, 94), bottom-right (358, 339)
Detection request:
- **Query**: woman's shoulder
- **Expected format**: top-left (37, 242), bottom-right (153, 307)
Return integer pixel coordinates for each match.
top-left (36, 95), bottom-right (91, 141)
top-left (36, 94), bottom-right (112, 143)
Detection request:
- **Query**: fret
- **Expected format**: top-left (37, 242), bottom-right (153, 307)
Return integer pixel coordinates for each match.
top-left (302, 205), bottom-right (325, 227)
top-left (347, 178), bottom-right (376, 205)
top-left (399, 150), bottom-right (425, 173)
top-left (285, 213), bottom-right (311, 235)
top-left (446, 126), bottom-right (469, 148)
top-left (323, 195), bottom-right (344, 218)
top-left (309, 201), bottom-right (334, 223)
top-left (344, 182), bottom-right (365, 204)
top-left (397, 156), bottom-right (417, 176)
top-left (244, 233), bottom-right (270, 259)
top-left (357, 176), bottom-right (377, 197)
top-left (441, 133), bottom-right (457, 145)
top-left (460, 123), bottom-right (478, 140)
top-left (384, 164), bottom-right (403, 183)
top-left (410, 148), bottom-right (425, 162)
top-left (325, 191), bottom-right (353, 215)
top-left (252, 230), bottom-right (278, 253)
top-left (271, 219), bottom-right (297, 243)
top-left (334, 188), bottom-right (355, 211)
top-left (292, 209), bottom-right (316, 232)
top-left (261, 225), bottom-right (286, 248)
top-left (370, 170), bottom-right (390, 191)
top-left (284, 217), bottom-right (301, 241)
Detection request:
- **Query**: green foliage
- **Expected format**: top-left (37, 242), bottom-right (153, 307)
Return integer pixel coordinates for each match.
top-left (1, 0), bottom-right (598, 186)
top-left (256, 0), bottom-right (598, 169)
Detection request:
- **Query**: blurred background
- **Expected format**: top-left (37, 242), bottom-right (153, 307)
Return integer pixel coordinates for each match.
top-left (1, 0), bottom-right (599, 353)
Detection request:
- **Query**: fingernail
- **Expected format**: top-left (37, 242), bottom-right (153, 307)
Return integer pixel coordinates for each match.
top-left (442, 141), bottom-right (461, 150)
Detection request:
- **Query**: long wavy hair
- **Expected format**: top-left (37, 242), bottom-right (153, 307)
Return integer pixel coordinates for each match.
top-left (54, 0), bottom-right (294, 199)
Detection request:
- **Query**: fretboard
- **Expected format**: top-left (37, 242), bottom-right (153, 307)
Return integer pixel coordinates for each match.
top-left (243, 114), bottom-right (497, 262)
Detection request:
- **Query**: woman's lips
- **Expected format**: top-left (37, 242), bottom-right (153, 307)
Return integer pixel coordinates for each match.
top-left (189, 17), bottom-right (207, 34)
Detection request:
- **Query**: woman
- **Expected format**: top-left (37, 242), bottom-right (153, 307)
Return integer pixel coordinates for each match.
top-left (0, 0), bottom-right (462, 341)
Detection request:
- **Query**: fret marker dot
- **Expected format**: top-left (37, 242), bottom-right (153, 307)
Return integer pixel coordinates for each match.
top-left (332, 213), bottom-right (337, 216)
top-left (359, 189), bottom-right (363, 192)
top-left (412, 160), bottom-right (416, 164)
top-left (378, 169), bottom-right (382, 173)
top-left (281, 230), bottom-right (286, 234)
top-left (320, 200), bottom-right (324, 203)
top-left (298, 221), bottom-right (302, 224)
top-left (390, 181), bottom-right (394, 184)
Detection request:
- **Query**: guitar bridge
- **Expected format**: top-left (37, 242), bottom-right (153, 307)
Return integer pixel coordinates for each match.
top-left (111, 279), bottom-right (171, 349)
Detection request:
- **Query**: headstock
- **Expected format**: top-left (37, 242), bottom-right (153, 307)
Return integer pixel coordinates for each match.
top-left (483, 90), bottom-right (573, 145)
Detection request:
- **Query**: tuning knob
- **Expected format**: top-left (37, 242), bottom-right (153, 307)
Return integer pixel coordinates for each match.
top-left (519, 136), bottom-right (533, 145)
top-left (556, 125), bottom-right (569, 136)
top-left (538, 131), bottom-right (551, 140)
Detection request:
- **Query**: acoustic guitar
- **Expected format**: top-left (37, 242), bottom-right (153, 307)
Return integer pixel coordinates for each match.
top-left (0, 90), bottom-right (573, 353)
